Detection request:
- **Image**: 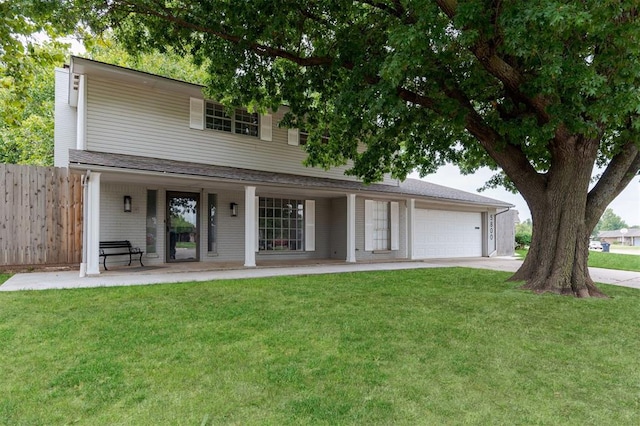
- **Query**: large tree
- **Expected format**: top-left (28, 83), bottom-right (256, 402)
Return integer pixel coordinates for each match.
top-left (70, 1), bottom-right (639, 297)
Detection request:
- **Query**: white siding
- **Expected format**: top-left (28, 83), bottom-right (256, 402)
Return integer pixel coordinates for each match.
top-left (85, 77), bottom-right (398, 185)
top-left (209, 190), bottom-right (245, 261)
top-left (54, 68), bottom-right (77, 167)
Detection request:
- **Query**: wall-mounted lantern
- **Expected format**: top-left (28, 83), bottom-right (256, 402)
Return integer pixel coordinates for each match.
top-left (230, 202), bottom-right (238, 217)
top-left (124, 195), bottom-right (132, 212)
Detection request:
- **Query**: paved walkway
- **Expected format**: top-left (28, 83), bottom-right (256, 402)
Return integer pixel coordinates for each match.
top-left (1, 257), bottom-right (639, 291)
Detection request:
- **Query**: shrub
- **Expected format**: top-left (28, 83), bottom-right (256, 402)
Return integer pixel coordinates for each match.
top-left (515, 231), bottom-right (532, 249)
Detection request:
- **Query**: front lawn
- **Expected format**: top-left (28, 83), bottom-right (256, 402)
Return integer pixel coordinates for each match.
top-left (516, 249), bottom-right (640, 272)
top-left (588, 250), bottom-right (640, 272)
top-left (1, 268), bottom-right (639, 424)
top-left (0, 274), bottom-right (10, 285)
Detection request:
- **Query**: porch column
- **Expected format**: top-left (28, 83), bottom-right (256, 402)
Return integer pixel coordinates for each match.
top-left (407, 199), bottom-right (415, 259)
top-left (244, 186), bottom-right (257, 267)
top-left (346, 194), bottom-right (356, 263)
top-left (83, 171), bottom-right (101, 276)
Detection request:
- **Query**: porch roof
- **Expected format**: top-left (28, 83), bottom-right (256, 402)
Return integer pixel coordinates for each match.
top-left (69, 149), bottom-right (513, 208)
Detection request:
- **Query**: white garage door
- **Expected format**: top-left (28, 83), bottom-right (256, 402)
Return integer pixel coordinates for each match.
top-left (413, 209), bottom-right (483, 259)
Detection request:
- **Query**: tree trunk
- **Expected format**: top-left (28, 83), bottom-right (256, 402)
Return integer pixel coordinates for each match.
top-left (508, 140), bottom-right (608, 298)
top-left (510, 203), bottom-right (606, 298)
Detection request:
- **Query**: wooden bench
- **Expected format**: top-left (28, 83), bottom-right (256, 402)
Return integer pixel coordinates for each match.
top-left (99, 240), bottom-right (144, 270)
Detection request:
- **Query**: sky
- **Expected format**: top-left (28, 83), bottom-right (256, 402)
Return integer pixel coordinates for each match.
top-left (411, 165), bottom-right (640, 227)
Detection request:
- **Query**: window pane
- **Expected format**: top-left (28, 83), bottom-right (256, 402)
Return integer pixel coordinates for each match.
top-left (234, 109), bottom-right (259, 137)
top-left (146, 190), bottom-right (157, 254)
top-left (373, 201), bottom-right (390, 250)
top-left (205, 102), bottom-right (231, 132)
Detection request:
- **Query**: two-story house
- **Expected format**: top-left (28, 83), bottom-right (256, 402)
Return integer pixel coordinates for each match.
top-left (54, 56), bottom-right (513, 276)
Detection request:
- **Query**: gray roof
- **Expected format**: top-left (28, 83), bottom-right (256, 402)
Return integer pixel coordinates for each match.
top-left (69, 149), bottom-right (513, 208)
top-left (598, 229), bottom-right (640, 238)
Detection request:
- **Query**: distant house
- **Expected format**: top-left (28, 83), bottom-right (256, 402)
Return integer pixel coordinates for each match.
top-left (54, 56), bottom-right (513, 276)
top-left (598, 229), bottom-right (640, 246)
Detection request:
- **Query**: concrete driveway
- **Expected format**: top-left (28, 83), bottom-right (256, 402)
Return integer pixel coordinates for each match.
top-left (1, 257), bottom-right (639, 291)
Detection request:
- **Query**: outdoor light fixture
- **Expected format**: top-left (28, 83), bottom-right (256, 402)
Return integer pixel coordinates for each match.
top-left (124, 195), bottom-right (132, 212)
top-left (230, 202), bottom-right (238, 217)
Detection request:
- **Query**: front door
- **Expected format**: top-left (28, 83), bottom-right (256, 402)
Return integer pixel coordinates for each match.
top-left (167, 192), bottom-right (199, 262)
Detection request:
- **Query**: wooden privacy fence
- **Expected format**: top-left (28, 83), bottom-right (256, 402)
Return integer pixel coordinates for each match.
top-left (0, 164), bottom-right (83, 267)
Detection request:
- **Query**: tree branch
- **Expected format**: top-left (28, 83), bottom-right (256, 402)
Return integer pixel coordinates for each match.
top-left (434, 0), bottom-right (551, 125)
top-left (586, 141), bottom-right (640, 229)
top-left (119, 1), bottom-right (334, 67)
top-left (354, 0), bottom-right (416, 24)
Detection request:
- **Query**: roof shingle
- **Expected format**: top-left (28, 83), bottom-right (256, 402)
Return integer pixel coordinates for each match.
top-left (69, 149), bottom-right (513, 208)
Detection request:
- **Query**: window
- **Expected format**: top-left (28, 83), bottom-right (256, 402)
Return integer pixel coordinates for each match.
top-left (298, 129), bottom-right (329, 146)
top-left (146, 190), bottom-right (157, 254)
top-left (259, 197), bottom-right (304, 251)
top-left (207, 194), bottom-right (217, 253)
top-left (205, 103), bottom-right (231, 132)
top-left (204, 101), bottom-right (258, 137)
top-left (365, 200), bottom-right (399, 251)
top-left (234, 109), bottom-right (259, 136)
top-left (299, 130), bottom-right (309, 146)
top-left (372, 201), bottom-right (390, 250)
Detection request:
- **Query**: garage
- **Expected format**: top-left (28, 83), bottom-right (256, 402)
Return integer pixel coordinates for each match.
top-left (413, 209), bottom-right (483, 259)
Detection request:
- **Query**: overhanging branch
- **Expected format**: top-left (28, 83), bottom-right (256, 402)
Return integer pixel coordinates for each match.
top-left (586, 141), bottom-right (640, 229)
top-left (434, 0), bottom-right (551, 124)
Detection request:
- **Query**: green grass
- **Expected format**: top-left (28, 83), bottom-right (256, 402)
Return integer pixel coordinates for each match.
top-left (2, 268), bottom-right (640, 425)
top-left (588, 251), bottom-right (640, 272)
top-left (0, 274), bottom-right (10, 285)
top-left (516, 249), bottom-right (640, 272)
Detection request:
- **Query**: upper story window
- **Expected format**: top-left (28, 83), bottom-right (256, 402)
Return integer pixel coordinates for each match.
top-left (205, 103), bottom-right (231, 132)
top-left (234, 109), bottom-right (259, 137)
top-left (298, 129), bottom-right (329, 146)
top-left (205, 101), bottom-right (258, 137)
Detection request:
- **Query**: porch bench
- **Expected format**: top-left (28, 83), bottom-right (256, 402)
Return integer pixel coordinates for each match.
top-left (99, 240), bottom-right (144, 270)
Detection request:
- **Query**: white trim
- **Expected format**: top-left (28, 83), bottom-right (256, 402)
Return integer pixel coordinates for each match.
top-left (189, 97), bottom-right (204, 130)
top-left (76, 75), bottom-right (87, 150)
top-left (346, 194), bottom-right (356, 262)
top-left (407, 199), bottom-right (416, 259)
top-left (255, 195), bottom-right (259, 252)
top-left (390, 201), bottom-right (399, 250)
top-left (364, 199), bottom-right (374, 251)
top-left (260, 114), bottom-right (272, 141)
top-left (244, 186), bottom-right (256, 267)
top-left (305, 199), bottom-right (316, 251)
